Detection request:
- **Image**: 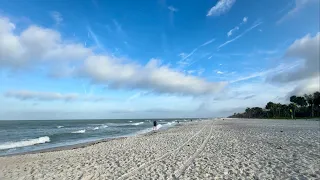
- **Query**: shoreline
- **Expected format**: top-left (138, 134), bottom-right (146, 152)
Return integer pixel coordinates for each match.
top-left (0, 123), bottom-right (181, 157)
top-left (1, 137), bottom-right (127, 157)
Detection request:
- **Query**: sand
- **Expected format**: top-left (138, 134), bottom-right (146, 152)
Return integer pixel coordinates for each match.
top-left (0, 119), bottom-right (319, 179)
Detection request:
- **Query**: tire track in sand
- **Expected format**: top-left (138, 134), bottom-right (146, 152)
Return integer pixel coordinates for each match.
top-left (171, 123), bottom-right (213, 179)
top-left (117, 124), bottom-right (207, 180)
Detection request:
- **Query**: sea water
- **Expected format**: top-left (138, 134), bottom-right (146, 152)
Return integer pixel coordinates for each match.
top-left (0, 119), bottom-right (180, 156)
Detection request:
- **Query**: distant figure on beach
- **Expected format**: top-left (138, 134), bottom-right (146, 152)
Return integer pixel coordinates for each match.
top-left (153, 120), bottom-right (157, 130)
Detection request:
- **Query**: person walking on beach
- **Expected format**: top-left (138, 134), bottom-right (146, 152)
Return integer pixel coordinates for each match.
top-left (153, 120), bottom-right (157, 130)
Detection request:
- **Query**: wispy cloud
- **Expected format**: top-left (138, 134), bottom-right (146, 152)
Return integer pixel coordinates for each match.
top-left (207, 0), bottom-right (236, 16)
top-left (179, 48), bottom-right (198, 62)
top-left (277, 0), bottom-right (318, 24)
top-left (127, 91), bottom-right (148, 102)
top-left (168, 6), bottom-right (178, 12)
top-left (186, 68), bottom-right (205, 76)
top-left (218, 20), bottom-right (262, 49)
top-left (113, 19), bottom-right (125, 35)
top-left (201, 38), bottom-right (215, 46)
top-left (178, 38), bottom-right (215, 67)
top-left (50, 11), bottom-right (63, 25)
top-left (230, 62), bottom-right (301, 83)
top-left (227, 16), bottom-right (248, 37)
top-left (87, 26), bottom-right (104, 50)
top-left (5, 90), bottom-right (108, 102)
top-left (227, 26), bottom-right (239, 37)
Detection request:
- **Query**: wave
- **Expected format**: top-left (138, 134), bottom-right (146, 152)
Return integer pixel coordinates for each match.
top-left (134, 121), bottom-right (175, 136)
top-left (156, 124), bottom-right (163, 129)
top-left (129, 121), bottom-right (133, 122)
top-left (71, 129), bottom-right (86, 134)
top-left (57, 126), bottom-right (64, 128)
top-left (0, 136), bottom-right (50, 150)
top-left (92, 124), bottom-right (108, 130)
top-left (165, 122), bottom-right (175, 126)
top-left (132, 122), bottom-right (144, 126)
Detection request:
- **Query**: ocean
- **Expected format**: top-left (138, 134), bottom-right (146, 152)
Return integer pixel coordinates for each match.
top-left (0, 119), bottom-right (187, 156)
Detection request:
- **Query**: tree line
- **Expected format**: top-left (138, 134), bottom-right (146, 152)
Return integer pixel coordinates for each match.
top-left (228, 92), bottom-right (320, 119)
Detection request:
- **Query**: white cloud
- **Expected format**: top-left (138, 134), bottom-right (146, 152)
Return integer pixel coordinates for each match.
top-left (218, 21), bottom-right (262, 49)
top-left (50, 11), bottom-right (63, 25)
top-left (198, 81), bottom-right (295, 117)
top-left (227, 26), bottom-right (239, 37)
top-left (4, 90), bottom-right (107, 102)
top-left (0, 17), bottom-right (91, 68)
top-left (187, 70), bottom-right (196, 74)
top-left (186, 68), bottom-right (205, 76)
top-left (268, 33), bottom-right (320, 83)
top-left (80, 57), bottom-right (227, 96)
top-left (207, 0), bottom-right (236, 16)
top-left (216, 71), bottom-right (224, 74)
top-left (277, 0), bottom-right (318, 24)
top-left (243, 16), bottom-right (248, 23)
top-left (168, 6), bottom-right (178, 12)
top-left (0, 16), bottom-right (226, 96)
top-left (286, 77), bottom-right (320, 98)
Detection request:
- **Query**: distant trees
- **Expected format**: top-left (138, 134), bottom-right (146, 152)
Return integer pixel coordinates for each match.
top-left (229, 91), bottom-right (320, 119)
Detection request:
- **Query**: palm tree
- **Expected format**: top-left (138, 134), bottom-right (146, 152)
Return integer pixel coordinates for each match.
top-left (304, 94), bottom-right (314, 117)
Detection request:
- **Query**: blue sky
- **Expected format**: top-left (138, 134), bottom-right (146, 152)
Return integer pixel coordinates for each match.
top-left (0, 0), bottom-right (319, 120)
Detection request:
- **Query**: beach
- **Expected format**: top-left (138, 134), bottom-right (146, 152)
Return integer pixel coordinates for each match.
top-left (0, 119), bottom-right (319, 179)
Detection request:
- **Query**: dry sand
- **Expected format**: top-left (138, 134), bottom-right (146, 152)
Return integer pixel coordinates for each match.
top-left (0, 119), bottom-right (319, 179)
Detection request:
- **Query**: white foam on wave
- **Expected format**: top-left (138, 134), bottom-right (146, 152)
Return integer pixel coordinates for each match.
top-left (134, 121), bottom-right (175, 136)
top-left (129, 121), bottom-right (133, 122)
top-left (92, 125), bottom-right (108, 130)
top-left (132, 122), bottom-right (144, 126)
top-left (57, 126), bottom-right (64, 128)
top-left (71, 129), bottom-right (86, 134)
top-left (0, 136), bottom-right (50, 150)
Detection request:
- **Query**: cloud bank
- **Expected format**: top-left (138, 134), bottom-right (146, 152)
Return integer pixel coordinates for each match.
top-left (4, 90), bottom-right (107, 102)
top-left (0, 16), bottom-right (226, 96)
top-left (269, 33), bottom-right (319, 83)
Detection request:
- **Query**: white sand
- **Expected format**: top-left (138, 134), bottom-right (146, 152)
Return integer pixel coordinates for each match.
top-left (0, 119), bottom-right (319, 179)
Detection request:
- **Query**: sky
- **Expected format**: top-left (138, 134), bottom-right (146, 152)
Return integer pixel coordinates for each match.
top-left (0, 0), bottom-right (319, 120)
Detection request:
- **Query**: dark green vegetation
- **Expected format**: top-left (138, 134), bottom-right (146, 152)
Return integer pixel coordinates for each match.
top-left (229, 92), bottom-right (320, 119)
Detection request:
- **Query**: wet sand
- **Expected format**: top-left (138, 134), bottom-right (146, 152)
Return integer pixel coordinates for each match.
top-left (0, 119), bottom-right (319, 179)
